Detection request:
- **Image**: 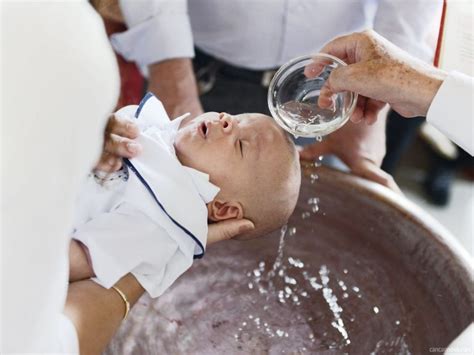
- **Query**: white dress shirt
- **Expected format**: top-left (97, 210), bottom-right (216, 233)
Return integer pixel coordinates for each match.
top-left (427, 71), bottom-right (474, 155)
top-left (112, 0), bottom-right (442, 70)
top-left (2, 1), bottom-right (119, 353)
top-left (73, 94), bottom-right (220, 297)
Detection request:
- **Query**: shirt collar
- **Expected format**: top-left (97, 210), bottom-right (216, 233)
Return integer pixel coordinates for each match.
top-left (182, 166), bottom-right (220, 203)
top-left (135, 93), bottom-right (220, 203)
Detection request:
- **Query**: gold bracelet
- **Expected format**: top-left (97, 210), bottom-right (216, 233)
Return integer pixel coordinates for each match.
top-left (111, 285), bottom-right (130, 320)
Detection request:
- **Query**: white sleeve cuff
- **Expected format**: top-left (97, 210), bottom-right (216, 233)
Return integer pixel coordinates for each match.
top-left (427, 71), bottom-right (474, 155)
top-left (110, 12), bottom-right (194, 69)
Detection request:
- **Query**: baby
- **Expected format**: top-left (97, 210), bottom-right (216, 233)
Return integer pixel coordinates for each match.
top-left (69, 93), bottom-right (301, 298)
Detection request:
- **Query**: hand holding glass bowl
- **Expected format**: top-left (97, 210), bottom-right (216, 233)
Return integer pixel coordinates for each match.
top-left (268, 54), bottom-right (358, 138)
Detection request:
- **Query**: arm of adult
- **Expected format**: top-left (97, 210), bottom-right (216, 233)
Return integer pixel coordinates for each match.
top-left (65, 219), bottom-right (253, 354)
top-left (305, 30), bottom-right (473, 155)
top-left (110, 0), bottom-right (203, 118)
top-left (147, 58), bottom-right (204, 118)
top-left (65, 274), bottom-right (145, 355)
top-left (306, 30), bottom-right (447, 119)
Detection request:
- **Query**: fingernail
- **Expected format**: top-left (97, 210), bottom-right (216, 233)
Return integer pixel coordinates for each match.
top-left (127, 142), bottom-right (141, 154)
top-left (239, 222), bottom-right (254, 233)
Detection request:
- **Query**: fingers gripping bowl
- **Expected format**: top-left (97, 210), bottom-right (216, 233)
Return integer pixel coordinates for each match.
top-left (268, 54), bottom-right (358, 138)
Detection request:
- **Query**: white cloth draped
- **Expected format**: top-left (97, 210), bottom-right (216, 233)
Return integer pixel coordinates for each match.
top-left (73, 94), bottom-right (219, 297)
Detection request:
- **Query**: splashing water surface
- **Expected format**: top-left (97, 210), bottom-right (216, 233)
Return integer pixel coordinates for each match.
top-left (105, 171), bottom-right (454, 355)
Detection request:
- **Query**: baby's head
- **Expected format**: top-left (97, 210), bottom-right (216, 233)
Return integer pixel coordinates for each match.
top-left (175, 112), bottom-right (301, 239)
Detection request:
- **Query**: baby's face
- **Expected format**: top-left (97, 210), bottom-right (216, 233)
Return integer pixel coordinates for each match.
top-left (174, 112), bottom-right (289, 197)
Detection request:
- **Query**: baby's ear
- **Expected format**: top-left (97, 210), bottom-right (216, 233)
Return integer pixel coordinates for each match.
top-left (208, 200), bottom-right (244, 222)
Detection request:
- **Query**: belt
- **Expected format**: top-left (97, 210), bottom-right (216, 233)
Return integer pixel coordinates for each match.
top-left (194, 48), bottom-right (277, 94)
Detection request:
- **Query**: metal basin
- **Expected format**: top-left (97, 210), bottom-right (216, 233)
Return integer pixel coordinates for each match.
top-left (106, 166), bottom-right (473, 354)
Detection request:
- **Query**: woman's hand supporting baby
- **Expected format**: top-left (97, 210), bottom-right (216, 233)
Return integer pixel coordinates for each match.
top-left (95, 113), bottom-right (143, 172)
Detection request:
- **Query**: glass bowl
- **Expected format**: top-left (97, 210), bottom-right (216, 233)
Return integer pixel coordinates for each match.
top-left (268, 54), bottom-right (357, 138)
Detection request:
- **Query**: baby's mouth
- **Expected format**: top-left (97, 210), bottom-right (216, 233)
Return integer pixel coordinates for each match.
top-left (199, 122), bottom-right (208, 138)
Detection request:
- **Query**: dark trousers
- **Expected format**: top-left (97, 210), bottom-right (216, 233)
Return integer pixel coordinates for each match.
top-left (382, 111), bottom-right (425, 174)
top-left (193, 48), bottom-right (272, 115)
top-left (382, 110), bottom-right (473, 174)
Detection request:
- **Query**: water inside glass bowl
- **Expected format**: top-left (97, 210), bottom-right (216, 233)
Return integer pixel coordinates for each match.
top-left (268, 54), bottom-right (357, 138)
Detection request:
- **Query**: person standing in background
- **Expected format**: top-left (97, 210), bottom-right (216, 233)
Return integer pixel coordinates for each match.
top-left (106, 0), bottom-right (442, 190)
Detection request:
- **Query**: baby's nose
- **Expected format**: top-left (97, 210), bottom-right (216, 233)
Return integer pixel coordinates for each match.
top-left (219, 113), bottom-right (233, 134)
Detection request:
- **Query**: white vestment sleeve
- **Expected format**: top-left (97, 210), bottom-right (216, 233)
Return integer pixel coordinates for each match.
top-left (427, 71), bottom-right (474, 155)
top-left (112, 0), bottom-right (194, 68)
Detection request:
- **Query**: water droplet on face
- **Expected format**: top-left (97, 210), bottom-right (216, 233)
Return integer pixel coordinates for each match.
top-left (395, 320), bottom-right (400, 325)
top-left (248, 282), bottom-right (254, 289)
top-left (373, 306), bottom-right (380, 314)
top-left (352, 286), bottom-right (360, 293)
top-left (301, 212), bottom-right (311, 219)
top-left (288, 227), bottom-right (297, 236)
